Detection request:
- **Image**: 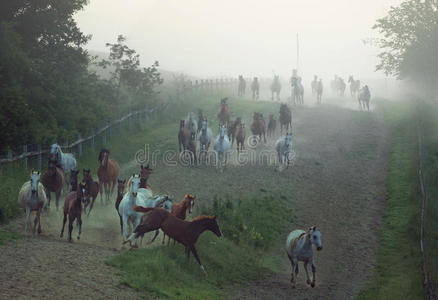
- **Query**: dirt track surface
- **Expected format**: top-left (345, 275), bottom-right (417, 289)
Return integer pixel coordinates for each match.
top-left (0, 100), bottom-right (388, 299)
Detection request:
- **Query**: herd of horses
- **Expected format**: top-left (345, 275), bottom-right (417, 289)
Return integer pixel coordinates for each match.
top-left (16, 81), bottom-right (378, 288)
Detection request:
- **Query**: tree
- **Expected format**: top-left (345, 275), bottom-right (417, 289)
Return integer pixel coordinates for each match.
top-left (373, 0), bottom-right (438, 91)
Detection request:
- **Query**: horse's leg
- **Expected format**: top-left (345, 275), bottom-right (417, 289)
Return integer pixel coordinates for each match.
top-left (46, 190), bottom-right (51, 208)
top-left (68, 215), bottom-right (74, 242)
top-left (110, 179), bottom-right (116, 196)
top-left (119, 214), bottom-right (123, 235)
top-left (294, 259), bottom-right (299, 287)
top-left (162, 233), bottom-right (166, 245)
top-left (55, 191), bottom-right (61, 211)
top-left (190, 245), bottom-right (207, 275)
top-left (25, 207), bottom-right (31, 233)
top-left (99, 180), bottom-right (103, 204)
top-left (122, 215), bottom-right (129, 242)
top-left (304, 261), bottom-right (311, 285)
top-left (37, 208), bottom-right (42, 234)
top-left (60, 212), bottom-right (67, 238)
top-left (311, 259), bottom-right (316, 287)
top-left (148, 230), bottom-right (160, 244)
top-left (88, 196), bottom-right (95, 216)
top-left (77, 214), bottom-right (82, 240)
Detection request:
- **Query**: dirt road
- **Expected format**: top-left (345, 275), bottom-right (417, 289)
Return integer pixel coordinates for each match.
top-left (0, 101), bottom-right (388, 299)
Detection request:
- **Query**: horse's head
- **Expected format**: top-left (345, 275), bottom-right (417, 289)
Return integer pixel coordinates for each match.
top-left (180, 120), bottom-right (185, 129)
top-left (308, 226), bottom-right (322, 251)
top-left (184, 194), bottom-right (196, 214)
top-left (206, 216), bottom-right (222, 237)
top-left (30, 170), bottom-right (40, 195)
top-left (130, 174), bottom-right (141, 197)
top-left (140, 164), bottom-right (153, 179)
top-left (50, 143), bottom-right (59, 155)
top-left (285, 133), bottom-right (292, 147)
top-left (117, 179), bottom-right (126, 197)
top-left (98, 149), bottom-right (109, 167)
top-left (82, 169), bottom-right (91, 181)
top-left (219, 125), bottom-right (226, 139)
top-left (201, 119), bottom-right (208, 132)
top-left (78, 183), bottom-right (89, 208)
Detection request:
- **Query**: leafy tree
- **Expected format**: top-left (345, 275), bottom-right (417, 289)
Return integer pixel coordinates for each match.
top-left (374, 0), bottom-right (438, 91)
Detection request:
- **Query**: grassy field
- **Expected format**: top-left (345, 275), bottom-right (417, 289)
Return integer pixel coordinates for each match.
top-left (358, 100), bottom-right (425, 299)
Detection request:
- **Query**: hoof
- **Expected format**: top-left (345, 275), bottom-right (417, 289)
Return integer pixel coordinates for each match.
top-left (311, 282), bottom-right (315, 288)
top-left (68, 239), bottom-right (72, 243)
top-left (291, 284), bottom-right (296, 289)
top-left (77, 236), bottom-right (80, 240)
top-left (307, 279), bottom-right (311, 285)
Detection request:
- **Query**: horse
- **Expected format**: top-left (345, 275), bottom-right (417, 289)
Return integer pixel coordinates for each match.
top-left (267, 114), bottom-right (277, 137)
top-left (279, 104), bottom-right (292, 134)
top-left (185, 112), bottom-right (198, 141)
top-left (275, 133), bottom-right (293, 171)
top-left (115, 179), bottom-right (126, 235)
top-left (270, 75), bottom-right (281, 101)
top-left (82, 169), bottom-right (99, 215)
top-left (41, 159), bottom-right (65, 210)
top-left (70, 170), bottom-right (79, 192)
top-left (285, 226), bottom-right (322, 288)
top-left (161, 194), bottom-right (195, 245)
top-left (316, 79), bottom-right (323, 104)
top-left (127, 206), bottom-right (222, 275)
top-left (217, 98), bottom-right (231, 126)
top-left (60, 183), bottom-right (88, 242)
top-left (338, 78), bottom-right (346, 97)
top-left (311, 75), bottom-right (318, 96)
top-left (251, 77), bottom-right (260, 100)
top-left (97, 149), bottom-right (120, 203)
top-left (185, 135), bottom-right (197, 166)
top-left (18, 171), bottom-right (47, 234)
top-left (238, 75), bottom-right (246, 96)
top-left (348, 75), bottom-right (361, 98)
top-left (235, 123), bottom-right (246, 153)
top-left (199, 119), bottom-right (213, 164)
top-left (214, 125), bottom-right (231, 169)
top-left (227, 117), bottom-right (241, 145)
top-left (178, 120), bottom-right (191, 153)
top-left (250, 112), bottom-right (267, 143)
top-left (50, 143), bottom-right (76, 186)
top-left (358, 85), bottom-right (371, 111)
top-left (197, 109), bottom-right (204, 135)
top-left (291, 77), bottom-right (304, 105)
top-left (125, 164), bottom-right (153, 194)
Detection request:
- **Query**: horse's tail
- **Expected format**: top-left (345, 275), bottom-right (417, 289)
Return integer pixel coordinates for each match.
top-left (133, 205), bottom-right (155, 213)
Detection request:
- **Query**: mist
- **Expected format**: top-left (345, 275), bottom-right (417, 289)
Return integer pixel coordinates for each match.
top-left (74, 0), bottom-right (403, 81)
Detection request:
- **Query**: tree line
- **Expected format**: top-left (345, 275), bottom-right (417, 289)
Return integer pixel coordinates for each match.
top-left (0, 0), bottom-right (162, 152)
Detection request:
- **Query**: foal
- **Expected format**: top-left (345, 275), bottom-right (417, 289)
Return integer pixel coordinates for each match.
top-left (128, 207), bottom-right (222, 274)
top-left (161, 194), bottom-right (195, 245)
top-left (60, 183), bottom-right (88, 242)
top-left (115, 179), bottom-right (126, 235)
top-left (82, 169), bottom-right (99, 215)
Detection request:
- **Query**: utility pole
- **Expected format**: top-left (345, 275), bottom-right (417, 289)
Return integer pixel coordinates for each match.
top-left (296, 33), bottom-right (299, 72)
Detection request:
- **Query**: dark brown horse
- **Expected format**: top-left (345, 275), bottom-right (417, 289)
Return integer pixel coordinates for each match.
top-left (129, 206), bottom-right (222, 274)
top-left (250, 112), bottom-right (267, 143)
top-left (235, 123), bottom-right (246, 153)
top-left (115, 179), bottom-right (126, 235)
top-left (161, 194), bottom-right (196, 245)
top-left (227, 117), bottom-right (241, 145)
top-left (70, 170), bottom-right (79, 192)
top-left (267, 115), bottom-right (277, 137)
top-left (41, 159), bottom-right (65, 210)
top-left (60, 183), bottom-right (87, 242)
top-left (178, 120), bottom-right (191, 153)
top-left (279, 103), bottom-right (292, 134)
top-left (82, 169), bottom-right (99, 215)
top-left (217, 98), bottom-right (231, 126)
top-left (98, 149), bottom-right (120, 203)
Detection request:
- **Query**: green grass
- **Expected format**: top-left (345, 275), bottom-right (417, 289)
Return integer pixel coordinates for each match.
top-left (0, 228), bottom-right (21, 245)
top-left (108, 192), bottom-right (292, 299)
top-left (358, 100), bottom-right (425, 299)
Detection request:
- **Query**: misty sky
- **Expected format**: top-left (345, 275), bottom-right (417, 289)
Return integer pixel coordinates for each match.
top-left (75, 0), bottom-right (403, 80)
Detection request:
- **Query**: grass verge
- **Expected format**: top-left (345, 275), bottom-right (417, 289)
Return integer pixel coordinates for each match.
top-left (358, 100), bottom-right (425, 299)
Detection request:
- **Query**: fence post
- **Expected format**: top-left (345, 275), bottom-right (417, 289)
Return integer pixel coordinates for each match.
top-left (77, 133), bottom-right (82, 156)
top-left (37, 144), bottom-right (42, 171)
top-left (23, 145), bottom-right (28, 169)
top-left (7, 147), bottom-right (12, 174)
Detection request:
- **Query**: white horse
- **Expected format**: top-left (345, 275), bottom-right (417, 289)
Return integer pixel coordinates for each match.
top-left (18, 171), bottom-right (47, 234)
top-left (285, 226), bottom-right (323, 288)
top-left (50, 143), bottom-right (77, 185)
top-left (358, 85), bottom-right (371, 111)
top-left (185, 112), bottom-right (198, 141)
top-left (291, 77), bottom-right (304, 105)
top-left (199, 119), bottom-right (212, 164)
top-left (214, 125), bottom-right (230, 169)
top-left (275, 133), bottom-right (293, 172)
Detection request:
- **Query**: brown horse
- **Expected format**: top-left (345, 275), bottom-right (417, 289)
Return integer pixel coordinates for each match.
top-left (97, 149), bottom-right (120, 203)
top-left (279, 103), bottom-right (292, 134)
top-left (267, 115), bottom-right (277, 137)
top-left (250, 112), bottom-right (267, 143)
top-left (227, 117), bottom-right (241, 145)
top-left (129, 206), bottom-right (222, 274)
top-left (161, 194), bottom-right (196, 245)
top-left (178, 120), bottom-right (191, 153)
top-left (41, 159), bottom-right (65, 210)
top-left (115, 179), bottom-right (126, 235)
top-left (70, 170), bottom-right (79, 192)
top-left (217, 98), bottom-right (231, 126)
top-left (60, 183), bottom-right (87, 242)
top-left (82, 169), bottom-right (99, 215)
top-left (186, 137), bottom-right (197, 165)
top-left (235, 123), bottom-right (246, 153)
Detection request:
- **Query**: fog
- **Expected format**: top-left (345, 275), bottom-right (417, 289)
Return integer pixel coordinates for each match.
top-left (75, 0), bottom-right (403, 81)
